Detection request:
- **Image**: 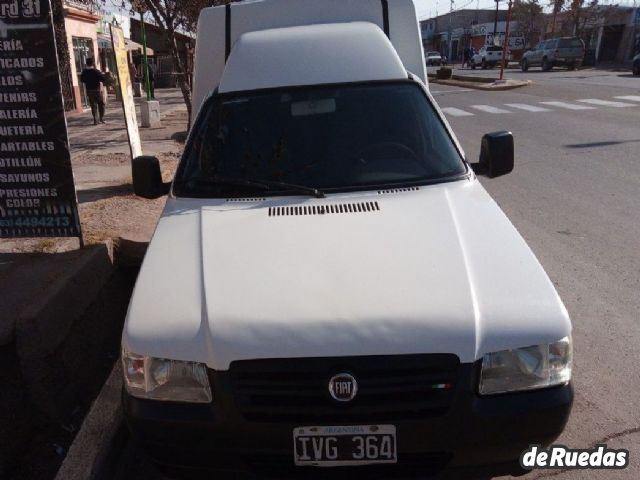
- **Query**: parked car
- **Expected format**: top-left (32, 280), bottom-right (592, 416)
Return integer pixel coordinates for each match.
top-left (470, 45), bottom-right (506, 69)
top-left (425, 51), bottom-right (442, 66)
top-left (633, 53), bottom-right (640, 76)
top-left (520, 37), bottom-right (585, 72)
top-left (123, 0), bottom-right (573, 476)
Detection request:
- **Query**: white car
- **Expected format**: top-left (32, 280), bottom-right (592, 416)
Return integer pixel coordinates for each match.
top-left (425, 51), bottom-right (442, 66)
top-left (471, 45), bottom-right (510, 69)
top-left (123, 0), bottom-right (573, 476)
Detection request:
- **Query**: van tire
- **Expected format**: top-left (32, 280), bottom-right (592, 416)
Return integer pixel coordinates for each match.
top-left (481, 59), bottom-right (487, 69)
top-left (568, 63), bottom-right (576, 70)
top-left (542, 57), bottom-right (552, 71)
top-left (521, 59), bottom-right (528, 72)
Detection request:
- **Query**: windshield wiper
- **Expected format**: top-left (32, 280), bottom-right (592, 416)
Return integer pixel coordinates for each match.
top-left (181, 175), bottom-right (325, 198)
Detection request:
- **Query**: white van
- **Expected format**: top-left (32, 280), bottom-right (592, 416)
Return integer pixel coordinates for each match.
top-left (122, 0), bottom-right (572, 476)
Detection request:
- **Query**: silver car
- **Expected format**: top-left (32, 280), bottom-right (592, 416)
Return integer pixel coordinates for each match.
top-left (521, 37), bottom-right (585, 72)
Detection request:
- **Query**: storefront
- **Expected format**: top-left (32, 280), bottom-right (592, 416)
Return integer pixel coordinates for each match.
top-left (63, 2), bottom-right (100, 112)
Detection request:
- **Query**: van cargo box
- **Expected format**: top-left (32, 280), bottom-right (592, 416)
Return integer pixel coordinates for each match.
top-left (192, 0), bottom-right (426, 116)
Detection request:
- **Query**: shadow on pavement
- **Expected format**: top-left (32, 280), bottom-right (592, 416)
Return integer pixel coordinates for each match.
top-left (565, 140), bottom-right (640, 148)
top-left (170, 131), bottom-right (188, 144)
top-left (77, 184), bottom-right (134, 204)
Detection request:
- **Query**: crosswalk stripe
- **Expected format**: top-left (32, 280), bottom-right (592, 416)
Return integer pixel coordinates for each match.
top-left (577, 99), bottom-right (636, 107)
top-left (504, 103), bottom-right (551, 112)
top-left (470, 105), bottom-right (511, 114)
top-left (539, 101), bottom-right (595, 110)
top-left (613, 95), bottom-right (640, 102)
top-left (441, 107), bottom-right (474, 117)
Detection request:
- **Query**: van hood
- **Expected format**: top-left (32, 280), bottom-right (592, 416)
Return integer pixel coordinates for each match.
top-left (123, 179), bottom-right (570, 370)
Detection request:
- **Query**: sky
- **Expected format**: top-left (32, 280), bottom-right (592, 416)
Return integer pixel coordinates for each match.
top-left (412, 0), bottom-right (637, 20)
top-left (413, 0), bottom-right (503, 20)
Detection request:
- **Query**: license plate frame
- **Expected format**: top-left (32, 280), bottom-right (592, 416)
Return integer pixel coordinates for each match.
top-left (293, 425), bottom-right (397, 467)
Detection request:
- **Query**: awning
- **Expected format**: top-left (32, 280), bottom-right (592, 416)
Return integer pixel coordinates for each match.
top-left (97, 33), bottom-right (154, 55)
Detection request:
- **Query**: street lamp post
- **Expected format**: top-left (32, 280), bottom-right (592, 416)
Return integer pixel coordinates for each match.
top-left (140, 11), bottom-right (151, 101)
top-left (499, 0), bottom-right (513, 81)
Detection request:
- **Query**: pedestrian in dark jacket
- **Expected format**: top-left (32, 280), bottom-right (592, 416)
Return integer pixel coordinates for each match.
top-left (463, 48), bottom-right (471, 69)
top-left (80, 58), bottom-right (106, 125)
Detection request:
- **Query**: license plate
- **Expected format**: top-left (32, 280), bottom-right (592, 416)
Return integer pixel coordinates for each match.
top-left (293, 425), bottom-right (397, 466)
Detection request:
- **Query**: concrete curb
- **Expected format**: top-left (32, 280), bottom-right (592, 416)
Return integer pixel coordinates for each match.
top-left (16, 241), bottom-right (115, 359)
top-left (431, 78), bottom-right (531, 91)
top-left (54, 362), bottom-right (124, 480)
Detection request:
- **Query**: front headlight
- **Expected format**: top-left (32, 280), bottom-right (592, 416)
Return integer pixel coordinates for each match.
top-left (479, 336), bottom-right (572, 395)
top-left (122, 350), bottom-right (212, 403)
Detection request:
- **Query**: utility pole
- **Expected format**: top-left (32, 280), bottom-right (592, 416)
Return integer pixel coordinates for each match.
top-left (448, 0), bottom-right (454, 63)
top-left (493, 0), bottom-right (500, 45)
top-left (499, 0), bottom-right (513, 81)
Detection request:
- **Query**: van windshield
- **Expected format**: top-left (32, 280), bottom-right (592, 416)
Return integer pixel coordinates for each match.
top-left (174, 82), bottom-right (466, 198)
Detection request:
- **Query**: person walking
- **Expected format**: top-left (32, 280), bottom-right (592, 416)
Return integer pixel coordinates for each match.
top-left (80, 58), bottom-right (107, 125)
top-left (463, 47), bottom-right (471, 69)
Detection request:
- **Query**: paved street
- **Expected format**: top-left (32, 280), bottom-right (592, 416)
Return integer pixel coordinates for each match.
top-left (430, 69), bottom-right (640, 479)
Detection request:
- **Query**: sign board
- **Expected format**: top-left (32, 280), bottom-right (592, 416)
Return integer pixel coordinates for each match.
top-left (110, 24), bottom-right (142, 159)
top-left (0, 0), bottom-right (82, 238)
top-left (485, 32), bottom-right (526, 50)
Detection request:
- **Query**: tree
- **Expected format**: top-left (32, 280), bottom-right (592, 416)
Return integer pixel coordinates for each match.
top-left (512, 0), bottom-right (544, 48)
top-left (549, 0), bottom-right (565, 36)
top-left (130, 0), bottom-right (231, 124)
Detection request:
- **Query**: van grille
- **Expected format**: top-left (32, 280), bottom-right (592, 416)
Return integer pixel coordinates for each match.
top-left (268, 201), bottom-right (379, 217)
top-left (229, 354), bottom-right (459, 423)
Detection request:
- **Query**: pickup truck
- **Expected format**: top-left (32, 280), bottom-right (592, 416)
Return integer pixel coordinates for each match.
top-left (122, 0), bottom-right (573, 477)
top-left (470, 45), bottom-right (509, 69)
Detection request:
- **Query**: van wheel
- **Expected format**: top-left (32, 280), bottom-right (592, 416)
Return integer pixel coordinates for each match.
top-left (481, 59), bottom-right (487, 69)
top-left (568, 63), bottom-right (576, 70)
top-left (471, 61), bottom-right (476, 70)
top-left (521, 59), bottom-right (528, 72)
top-left (542, 58), bottom-right (552, 71)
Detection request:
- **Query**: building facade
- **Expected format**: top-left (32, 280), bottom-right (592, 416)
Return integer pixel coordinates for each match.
top-left (420, 9), bottom-right (516, 61)
top-left (63, 0), bottom-right (100, 112)
top-left (130, 18), bottom-right (195, 88)
top-left (546, 6), bottom-right (639, 64)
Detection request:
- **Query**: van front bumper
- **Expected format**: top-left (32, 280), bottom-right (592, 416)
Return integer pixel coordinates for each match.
top-left (124, 359), bottom-right (573, 477)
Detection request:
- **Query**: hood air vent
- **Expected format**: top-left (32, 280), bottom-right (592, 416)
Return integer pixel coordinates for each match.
top-left (378, 187), bottom-right (420, 194)
top-left (268, 201), bottom-right (380, 217)
top-left (225, 197), bottom-right (266, 202)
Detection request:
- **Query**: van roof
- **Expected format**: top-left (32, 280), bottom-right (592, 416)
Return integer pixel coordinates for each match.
top-left (218, 22), bottom-right (407, 94)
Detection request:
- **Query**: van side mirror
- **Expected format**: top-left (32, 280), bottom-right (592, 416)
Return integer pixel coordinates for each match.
top-left (132, 156), bottom-right (171, 199)
top-left (471, 131), bottom-right (514, 178)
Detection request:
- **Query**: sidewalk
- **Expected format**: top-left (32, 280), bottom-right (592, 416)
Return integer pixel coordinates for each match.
top-left (1, 88), bottom-right (187, 253)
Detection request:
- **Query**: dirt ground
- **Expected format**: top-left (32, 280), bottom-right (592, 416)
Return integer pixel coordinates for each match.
top-left (1, 102), bottom-right (185, 254)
